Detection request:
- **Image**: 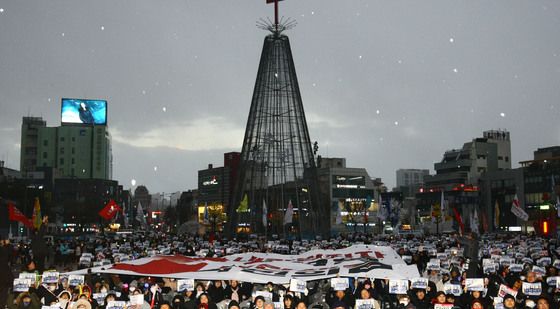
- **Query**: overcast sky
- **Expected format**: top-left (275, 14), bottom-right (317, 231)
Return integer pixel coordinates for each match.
top-left (1, 0), bottom-right (559, 194)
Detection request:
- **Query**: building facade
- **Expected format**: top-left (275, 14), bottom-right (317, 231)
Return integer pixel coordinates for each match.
top-left (20, 117), bottom-right (47, 177)
top-left (396, 169), bottom-right (429, 197)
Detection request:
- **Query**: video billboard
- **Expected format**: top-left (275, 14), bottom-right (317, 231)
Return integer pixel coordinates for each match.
top-left (61, 98), bottom-right (107, 125)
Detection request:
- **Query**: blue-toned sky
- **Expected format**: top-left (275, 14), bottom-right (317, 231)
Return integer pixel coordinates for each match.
top-left (1, 1), bottom-right (559, 193)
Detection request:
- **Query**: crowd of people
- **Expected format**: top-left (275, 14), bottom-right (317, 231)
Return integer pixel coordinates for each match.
top-left (1, 228), bottom-right (559, 309)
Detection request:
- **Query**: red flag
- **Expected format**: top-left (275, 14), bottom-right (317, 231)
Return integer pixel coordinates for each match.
top-left (98, 199), bottom-right (121, 220)
top-left (7, 203), bottom-right (34, 229)
top-left (453, 207), bottom-right (464, 234)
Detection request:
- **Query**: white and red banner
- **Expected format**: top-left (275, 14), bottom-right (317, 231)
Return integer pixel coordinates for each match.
top-left (511, 194), bottom-right (529, 221)
top-left (66, 245), bottom-right (418, 284)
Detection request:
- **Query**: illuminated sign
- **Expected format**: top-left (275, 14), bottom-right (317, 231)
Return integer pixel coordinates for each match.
top-left (203, 176), bottom-right (218, 186)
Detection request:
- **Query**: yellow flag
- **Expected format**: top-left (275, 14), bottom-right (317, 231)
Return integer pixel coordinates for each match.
top-left (236, 194), bottom-right (249, 213)
top-left (32, 197), bottom-right (42, 229)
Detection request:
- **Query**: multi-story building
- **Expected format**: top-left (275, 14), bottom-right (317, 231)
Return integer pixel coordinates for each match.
top-left (316, 157), bottom-right (379, 235)
top-left (197, 152), bottom-right (240, 230)
top-left (396, 169), bottom-right (429, 197)
top-left (20, 117), bottom-right (46, 177)
top-left (36, 125), bottom-right (112, 179)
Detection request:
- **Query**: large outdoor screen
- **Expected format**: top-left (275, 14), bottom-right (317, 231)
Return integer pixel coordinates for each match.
top-left (61, 98), bottom-right (107, 125)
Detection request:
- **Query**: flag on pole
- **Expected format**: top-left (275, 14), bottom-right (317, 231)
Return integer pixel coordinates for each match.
top-left (136, 202), bottom-right (146, 225)
top-left (266, 0), bottom-right (284, 3)
top-left (203, 202), bottom-right (209, 223)
top-left (453, 207), bottom-right (464, 234)
top-left (470, 208), bottom-right (479, 235)
top-left (7, 202), bottom-right (33, 229)
top-left (511, 194), bottom-right (529, 221)
top-left (262, 199), bottom-right (267, 227)
top-left (32, 197), bottom-right (42, 229)
top-left (284, 200), bottom-right (293, 225)
top-left (376, 195), bottom-right (386, 220)
top-left (335, 203), bottom-right (343, 225)
top-left (98, 199), bottom-right (121, 220)
top-left (494, 200), bottom-right (500, 229)
top-left (236, 194), bottom-right (249, 213)
top-left (440, 191), bottom-right (445, 220)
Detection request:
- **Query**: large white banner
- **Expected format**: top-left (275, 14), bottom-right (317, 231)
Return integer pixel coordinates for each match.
top-left (66, 245), bottom-right (418, 284)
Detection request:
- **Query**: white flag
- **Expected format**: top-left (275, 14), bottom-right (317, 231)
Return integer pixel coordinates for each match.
top-left (284, 200), bottom-right (293, 224)
top-left (335, 204), bottom-right (343, 225)
top-left (377, 194), bottom-right (386, 220)
top-left (136, 202), bottom-right (146, 225)
top-left (470, 208), bottom-right (479, 234)
top-left (511, 194), bottom-right (529, 221)
top-left (440, 191), bottom-right (445, 219)
top-left (263, 199), bottom-right (267, 227)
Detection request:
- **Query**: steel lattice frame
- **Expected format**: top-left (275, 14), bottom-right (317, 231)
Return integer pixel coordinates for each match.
top-left (227, 32), bottom-right (327, 239)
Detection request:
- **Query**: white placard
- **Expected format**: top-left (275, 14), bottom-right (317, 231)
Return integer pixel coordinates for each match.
top-left (68, 275), bottom-right (85, 286)
top-left (532, 265), bottom-right (546, 275)
top-left (13, 279), bottom-right (32, 292)
top-left (19, 273), bottom-right (36, 281)
top-left (93, 293), bottom-right (107, 306)
top-left (553, 259), bottom-right (560, 269)
top-left (177, 279), bottom-right (195, 292)
top-left (483, 263), bottom-right (497, 274)
top-left (410, 278), bottom-right (428, 289)
top-left (355, 299), bottom-right (375, 309)
top-left (289, 279), bottom-right (306, 293)
top-left (465, 278), bottom-right (485, 291)
top-left (443, 283), bottom-right (462, 296)
top-left (41, 272), bottom-right (60, 284)
top-left (254, 291), bottom-right (273, 301)
top-left (509, 264), bottom-right (523, 273)
top-left (434, 305), bottom-right (453, 309)
top-left (129, 294), bottom-right (144, 305)
top-left (522, 282), bottom-right (542, 296)
top-left (389, 279), bottom-right (408, 294)
top-left (497, 284), bottom-right (518, 298)
top-left (427, 262), bottom-right (440, 271)
top-left (537, 257), bottom-right (551, 267)
top-left (273, 303), bottom-right (283, 309)
top-left (106, 301), bottom-right (126, 309)
top-left (546, 276), bottom-right (559, 287)
top-left (331, 278), bottom-right (349, 291)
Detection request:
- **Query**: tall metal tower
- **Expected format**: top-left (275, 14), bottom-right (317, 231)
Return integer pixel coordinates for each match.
top-left (227, 1), bottom-right (327, 239)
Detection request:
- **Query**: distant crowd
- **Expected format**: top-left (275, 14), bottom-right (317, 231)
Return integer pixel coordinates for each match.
top-left (1, 224), bottom-right (559, 309)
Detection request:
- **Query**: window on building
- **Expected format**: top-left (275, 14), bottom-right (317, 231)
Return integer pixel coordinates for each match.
top-left (505, 156), bottom-right (509, 162)
top-left (43, 140), bottom-right (48, 146)
top-left (60, 158), bottom-right (64, 165)
top-left (72, 137), bottom-right (75, 142)
top-left (498, 156), bottom-right (503, 160)
top-left (71, 158), bottom-right (75, 164)
top-left (43, 152), bottom-right (47, 159)
top-left (60, 147), bottom-right (65, 154)
top-left (60, 137), bottom-right (65, 142)
top-left (72, 148), bottom-right (75, 154)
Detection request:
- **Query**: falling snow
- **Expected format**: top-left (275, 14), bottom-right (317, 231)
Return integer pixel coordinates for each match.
top-left (162, 107), bottom-right (167, 112)
top-left (0, 8), bottom-right (4, 13)
top-left (376, 110), bottom-right (380, 115)
top-left (500, 112), bottom-right (506, 117)
top-left (449, 37), bottom-right (454, 43)
top-left (394, 121), bottom-right (399, 126)
top-left (397, 60), bottom-right (402, 64)
top-left (100, 26), bottom-right (105, 31)
top-left (154, 166), bottom-right (158, 172)
top-left (453, 68), bottom-right (458, 73)
top-left (359, 55), bottom-right (362, 59)
top-left (131, 179), bottom-right (137, 186)
top-left (61, 33), bottom-right (65, 37)
top-left (142, 90), bottom-right (146, 95)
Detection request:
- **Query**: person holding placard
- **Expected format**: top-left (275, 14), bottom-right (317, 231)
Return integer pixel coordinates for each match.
top-left (409, 289), bottom-right (430, 309)
top-left (1, 237), bottom-right (14, 309)
top-left (7, 291), bottom-right (41, 309)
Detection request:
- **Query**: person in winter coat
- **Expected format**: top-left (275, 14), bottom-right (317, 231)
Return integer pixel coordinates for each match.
top-left (409, 289), bottom-right (430, 309)
top-left (8, 292), bottom-right (42, 309)
top-left (0, 237), bottom-right (14, 309)
top-left (197, 293), bottom-right (217, 309)
top-left (30, 216), bottom-right (49, 273)
top-left (207, 281), bottom-right (225, 303)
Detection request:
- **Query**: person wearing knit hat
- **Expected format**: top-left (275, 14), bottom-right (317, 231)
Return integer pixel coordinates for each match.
top-left (227, 300), bottom-right (240, 309)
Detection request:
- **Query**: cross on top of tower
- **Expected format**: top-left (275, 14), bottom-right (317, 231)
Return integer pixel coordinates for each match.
top-left (259, 0), bottom-right (296, 35)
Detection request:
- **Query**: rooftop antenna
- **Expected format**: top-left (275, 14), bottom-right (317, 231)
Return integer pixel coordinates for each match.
top-left (258, 0), bottom-right (296, 35)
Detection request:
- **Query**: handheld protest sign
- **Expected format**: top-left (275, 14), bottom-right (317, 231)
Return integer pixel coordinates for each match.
top-left (254, 291), bottom-right (273, 302)
top-left (68, 275), bottom-right (85, 286)
top-left (13, 279), bottom-right (32, 292)
top-left (509, 264), bottom-right (523, 273)
top-left (532, 265), bottom-right (546, 276)
top-left (129, 294), bottom-right (144, 305)
top-left (289, 279), bottom-right (306, 294)
top-left (19, 273), bottom-right (36, 282)
top-left (443, 283), bottom-right (462, 296)
top-left (41, 272), bottom-right (60, 284)
top-left (426, 262), bottom-right (440, 271)
top-left (546, 276), bottom-right (559, 288)
top-left (177, 279), bottom-right (195, 292)
top-left (465, 278), bottom-right (484, 291)
top-left (330, 278), bottom-right (349, 291)
top-left (497, 284), bottom-right (517, 298)
top-left (410, 278), bottom-right (428, 290)
top-left (273, 303), bottom-right (283, 309)
top-left (522, 282), bottom-right (542, 296)
top-left (434, 305), bottom-right (453, 309)
top-left (106, 301), bottom-right (126, 309)
top-left (93, 293), bottom-right (107, 306)
top-left (388, 279), bottom-right (408, 294)
top-left (355, 299), bottom-right (375, 309)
